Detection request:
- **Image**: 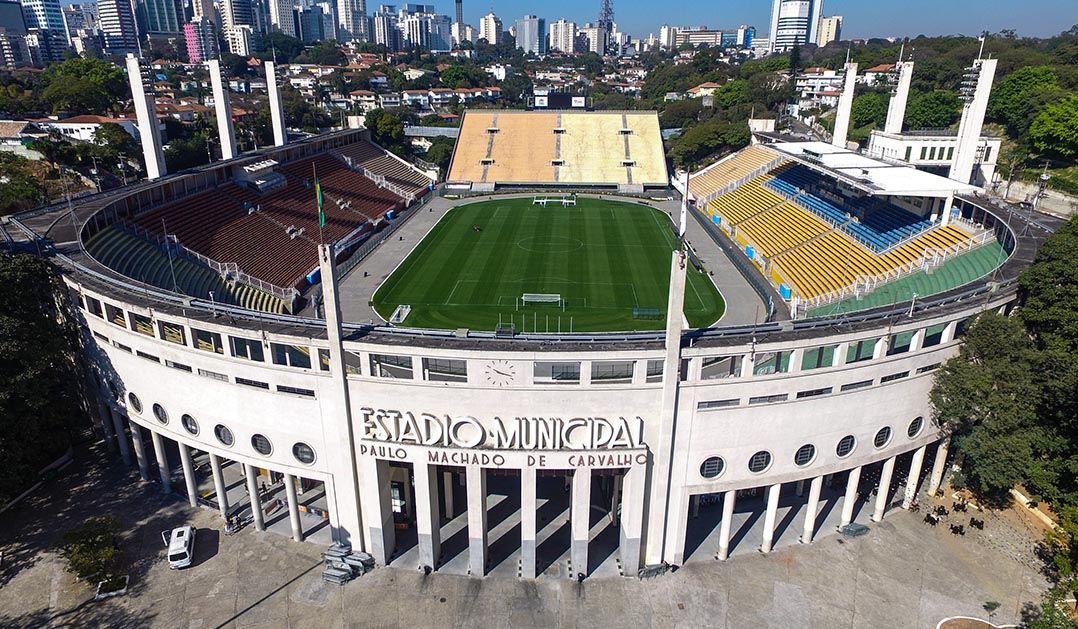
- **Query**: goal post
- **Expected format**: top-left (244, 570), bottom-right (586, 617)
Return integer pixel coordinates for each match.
top-left (520, 293), bottom-right (564, 309)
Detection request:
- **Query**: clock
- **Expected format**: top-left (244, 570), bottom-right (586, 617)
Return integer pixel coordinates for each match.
top-left (483, 360), bottom-right (516, 386)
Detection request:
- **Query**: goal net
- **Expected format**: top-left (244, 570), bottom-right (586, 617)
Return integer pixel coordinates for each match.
top-left (518, 293), bottom-right (564, 309)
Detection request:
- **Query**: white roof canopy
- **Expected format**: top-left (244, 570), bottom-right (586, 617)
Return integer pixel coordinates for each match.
top-left (768, 142), bottom-right (980, 198)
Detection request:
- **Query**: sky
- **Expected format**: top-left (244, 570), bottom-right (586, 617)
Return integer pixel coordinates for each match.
top-left (452, 0), bottom-right (1078, 40)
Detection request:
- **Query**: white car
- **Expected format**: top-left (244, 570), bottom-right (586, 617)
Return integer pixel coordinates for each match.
top-left (161, 526), bottom-right (196, 569)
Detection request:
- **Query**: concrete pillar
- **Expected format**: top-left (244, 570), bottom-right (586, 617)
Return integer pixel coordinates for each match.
top-left (209, 454), bottom-right (229, 519)
top-left (125, 54), bottom-right (166, 179)
top-left (284, 473), bottom-right (304, 542)
top-left (108, 407), bottom-right (132, 467)
top-left (128, 420), bottom-right (150, 481)
top-left (801, 476), bottom-right (823, 543)
top-left (941, 192), bottom-right (955, 226)
top-left (832, 62), bottom-right (859, 148)
top-left (619, 465), bottom-right (646, 575)
top-left (903, 445), bottom-right (928, 508)
top-left (265, 61), bottom-right (288, 146)
top-left (873, 457), bottom-right (897, 522)
top-left (96, 398), bottom-right (117, 453)
top-left (795, 479), bottom-right (805, 497)
top-left (150, 430), bottom-right (172, 493)
top-left (884, 61), bottom-right (914, 134)
top-left (208, 59), bottom-right (237, 160)
top-left (949, 58), bottom-right (997, 185)
top-left (717, 489), bottom-right (736, 560)
top-left (443, 471), bottom-right (455, 519)
top-left (178, 443), bottom-right (198, 507)
top-left (610, 474), bottom-right (623, 526)
top-left (358, 457), bottom-right (394, 564)
top-left (571, 468), bottom-right (592, 577)
top-left (244, 464), bottom-right (265, 532)
top-left (520, 467), bottom-right (537, 578)
top-left (466, 465), bottom-right (487, 576)
top-left (760, 483), bottom-right (781, 553)
top-left (840, 466), bottom-right (862, 526)
top-left (928, 437), bottom-right (951, 495)
top-left (414, 463), bottom-right (440, 569)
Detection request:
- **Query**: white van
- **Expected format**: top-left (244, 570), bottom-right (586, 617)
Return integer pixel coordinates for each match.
top-left (161, 526), bottom-right (196, 569)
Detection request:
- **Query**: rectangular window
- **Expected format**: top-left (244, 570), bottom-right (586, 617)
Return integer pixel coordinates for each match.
top-left (271, 343), bottom-right (313, 369)
top-left (105, 304), bottom-right (125, 327)
top-left (697, 398), bottom-right (739, 411)
top-left (881, 371), bottom-right (910, 383)
top-left (946, 146), bottom-right (955, 160)
top-left (277, 385), bottom-right (316, 397)
top-left (645, 359), bottom-right (663, 383)
top-left (591, 360), bottom-right (634, 384)
top-left (193, 328), bottom-right (224, 354)
top-left (197, 368), bottom-right (228, 382)
top-left (370, 353), bottom-right (413, 379)
top-left (423, 358), bottom-right (468, 382)
top-left (922, 323), bottom-right (947, 348)
top-left (136, 350), bottom-right (160, 363)
top-left (929, 146), bottom-right (937, 160)
top-left (920, 146), bottom-right (927, 160)
top-left (129, 313), bottom-right (154, 337)
top-left (796, 386), bottom-right (833, 399)
top-left (112, 341), bottom-right (131, 353)
top-left (165, 360), bottom-right (192, 372)
top-left (93, 331), bottom-right (108, 343)
top-left (917, 363), bottom-right (942, 374)
top-left (954, 318), bottom-right (971, 339)
top-left (158, 321), bottom-right (186, 345)
top-left (701, 355), bottom-right (742, 380)
top-left (235, 377), bottom-right (270, 389)
top-left (230, 336), bottom-right (265, 362)
top-left (841, 379), bottom-right (873, 392)
top-left (753, 351), bottom-right (791, 376)
top-left (534, 361), bottom-right (580, 384)
top-left (318, 349), bottom-right (331, 372)
top-left (801, 345), bottom-right (836, 370)
top-left (86, 296), bottom-right (104, 318)
top-left (887, 330), bottom-right (915, 356)
top-left (904, 146), bottom-right (912, 162)
top-left (846, 339), bottom-right (877, 364)
top-left (749, 393), bottom-right (788, 405)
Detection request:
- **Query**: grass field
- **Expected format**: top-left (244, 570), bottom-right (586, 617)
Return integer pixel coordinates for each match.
top-left (371, 198), bottom-right (726, 332)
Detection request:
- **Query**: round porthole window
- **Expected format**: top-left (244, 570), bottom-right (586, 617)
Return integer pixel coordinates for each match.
top-left (181, 414), bottom-right (199, 435)
top-left (127, 392), bottom-right (142, 413)
top-left (908, 416), bottom-right (924, 438)
top-left (251, 433), bottom-right (273, 456)
top-left (214, 424), bottom-right (234, 447)
top-left (152, 403), bottom-right (168, 425)
top-left (699, 456), bottom-right (725, 479)
top-left (836, 435), bottom-right (856, 458)
top-left (748, 450), bottom-right (772, 473)
top-left (794, 444), bottom-right (816, 467)
top-left (874, 427), bottom-right (893, 449)
top-left (293, 442), bottom-right (316, 465)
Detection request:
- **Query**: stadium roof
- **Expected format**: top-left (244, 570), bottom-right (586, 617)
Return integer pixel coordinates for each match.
top-left (767, 142), bottom-right (980, 198)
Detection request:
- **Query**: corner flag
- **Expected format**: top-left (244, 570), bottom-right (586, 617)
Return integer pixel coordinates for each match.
top-left (314, 168), bottom-right (325, 229)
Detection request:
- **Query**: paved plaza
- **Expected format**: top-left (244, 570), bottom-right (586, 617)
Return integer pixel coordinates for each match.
top-left (0, 442), bottom-right (1052, 628)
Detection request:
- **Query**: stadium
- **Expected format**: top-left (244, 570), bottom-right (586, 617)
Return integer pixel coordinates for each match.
top-left (2, 59), bottom-right (1061, 580)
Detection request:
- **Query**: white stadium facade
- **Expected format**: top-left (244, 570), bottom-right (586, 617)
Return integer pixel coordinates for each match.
top-left (2, 57), bottom-right (1060, 580)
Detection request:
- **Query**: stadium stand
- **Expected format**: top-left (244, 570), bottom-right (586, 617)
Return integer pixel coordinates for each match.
top-left (734, 202), bottom-right (831, 257)
top-left (559, 113), bottom-right (623, 183)
top-left (85, 226), bottom-right (287, 313)
top-left (623, 113), bottom-right (672, 185)
top-left (688, 145), bottom-right (782, 200)
top-left (488, 112), bottom-right (557, 182)
top-left (335, 142), bottom-right (434, 194)
top-left (447, 111), bottom-right (497, 183)
top-left (706, 175), bottom-right (786, 225)
top-left (131, 150), bottom-right (406, 289)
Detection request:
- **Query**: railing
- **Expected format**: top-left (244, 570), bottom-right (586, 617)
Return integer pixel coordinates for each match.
top-left (697, 156), bottom-right (786, 208)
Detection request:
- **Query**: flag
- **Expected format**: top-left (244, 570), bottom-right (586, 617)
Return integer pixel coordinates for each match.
top-left (315, 176), bottom-right (325, 228)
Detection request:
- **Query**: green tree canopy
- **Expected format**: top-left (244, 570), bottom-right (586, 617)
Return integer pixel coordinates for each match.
top-left (424, 136), bottom-right (454, 172)
top-left (850, 91), bottom-right (888, 129)
top-left (904, 90), bottom-right (963, 129)
top-left (1028, 94), bottom-right (1078, 157)
top-left (0, 154), bottom-right (45, 215)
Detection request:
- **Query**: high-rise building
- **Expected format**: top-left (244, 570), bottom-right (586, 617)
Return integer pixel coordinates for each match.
top-left (268, 0), bottom-right (296, 35)
top-left (296, 6), bottom-right (323, 42)
top-left (25, 27), bottom-right (67, 64)
top-left (514, 14), bottom-right (544, 55)
top-left (221, 0), bottom-right (258, 54)
top-left (478, 11), bottom-right (499, 44)
top-left (578, 22), bottom-right (605, 54)
top-left (768, 0), bottom-right (823, 52)
top-left (0, 2), bottom-right (30, 66)
top-left (0, 0), bottom-right (27, 32)
top-left (20, 0), bottom-right (69, 43)
top-left (96, 0), bottom-right (139, 55)
top-left (183, 16), bottom-right (218, 62)
top-left (450, 21), bottom-right (474, 46)
top-left (336, 0), bottom-right (367, 42)
top-left (548, 18), bottom-right (575, 53)
top-left (427, 12), bottom-right (450, 51)
top-left (372, 8), bottom-right (399, 50)
top-left (817, 15), bottom-right (841, 46)
top-left (136, 0), bottom-right (185, 36)
top-left (658, 24), bottom-right (677, 49)
top-left (62, 3), bottom-right (95, 31)
top-left (453, 0), bottom-right (460, 25)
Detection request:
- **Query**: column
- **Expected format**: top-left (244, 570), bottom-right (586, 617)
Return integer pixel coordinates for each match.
top-left (96, 398), bottom-right (117, 454)
top-left (520, 467), bottom-right (537, 578)
top-left (927, 437), bottom-right (951, 495)
top-left (414, 463), bottom-right (440, 569)
top-left (801, 476), bottom-right (823, 543)
top-left (128, 420), bottom-right (150, 481)
top-left (840, 466), bottom-right (862, 526)
top-left (619, 465), bottom-right (646, 576)
top-left (941, 192), bottom-right (955, 226)
top-left (442, 471), bottom-right (455, 520)
top-left (610, 475), bottom-right (623, 526)
top-left (178, 443), bottom-right (198, 508)
top-left (284, 473), bottom-right (304, 542)
top-left (209, 454), bottom-right (230, 519)
top-left (903, 446), bottom-right (928, 508)
top-left (358, 457), bottom-right (394, 564)
top-left (717, 489), bottom-right (736, 560)
top-left (466, 465), bottom-right (487, 576)
top-left (150, 430), bottom-right (172, 493)
top-left (571, 468), bottom-right (592, 577)
top-left (872, 457), bottom-right (897, 522)
top-left (760, 483), bottom-right (781, 553)
top-left (795, 479), bottom-right (805, 497)
top-left (245, 464), bottom-right (266, 531)
top-left (109, 408), bottom-right (132, 467)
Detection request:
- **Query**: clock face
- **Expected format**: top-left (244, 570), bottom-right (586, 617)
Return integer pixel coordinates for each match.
top-left (484, 360), bottom-right (516, 386)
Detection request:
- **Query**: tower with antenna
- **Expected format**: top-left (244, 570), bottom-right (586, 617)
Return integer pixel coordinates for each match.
top-left (598, 0), bottom-right (613, 32)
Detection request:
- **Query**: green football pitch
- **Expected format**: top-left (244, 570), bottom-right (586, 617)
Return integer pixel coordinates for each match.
top-left (371, 198), bottom-right (726, 332)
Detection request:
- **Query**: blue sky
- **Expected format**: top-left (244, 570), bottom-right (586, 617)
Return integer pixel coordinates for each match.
top-left (452, 0), bottom-right (1078, 40)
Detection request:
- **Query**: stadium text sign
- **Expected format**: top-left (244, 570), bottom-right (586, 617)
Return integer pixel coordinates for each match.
top-left (359, 407), bottom-right (643, 451)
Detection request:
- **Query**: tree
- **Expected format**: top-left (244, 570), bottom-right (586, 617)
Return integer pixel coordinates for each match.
top-left (1019, 216), bottom-right (1078, 352)
top-left (424, 136), bottom-right (454, 172)
top-left (0, 154), bottom-right (45, 215)
top-left (714, 79), bottom-right (748, 108)
top-left (659, 99), bottom-right (704, 128)
top-left (91, 123), bottom-right (138, 162)
top-left (259, 33), bottom-right (305, 63)
top-left (300, 41), bottom-right (345, 66)
top-left (40, 57), bottom-right (125, 114)
top-left (59, 517), bottom-right (122, 580)
top-left (41, 77), bottom-right (113, 115)
top-left (1029, 94), bottom-right (1078, 157)
top-left (850, 92), bottom-right (888, 129)
top-left (904, 90), bottom-right (963, 129)
top-left (989, 66), bottom-right (1063, 136)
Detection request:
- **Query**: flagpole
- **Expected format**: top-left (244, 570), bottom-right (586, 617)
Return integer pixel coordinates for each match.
top-left (314, 162), bottom-right (324, 245)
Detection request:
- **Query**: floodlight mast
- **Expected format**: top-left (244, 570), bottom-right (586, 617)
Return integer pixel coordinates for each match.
top-left (679, 170), bottom-right (690, 245)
